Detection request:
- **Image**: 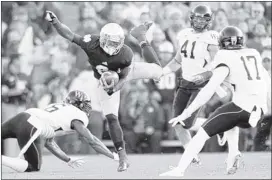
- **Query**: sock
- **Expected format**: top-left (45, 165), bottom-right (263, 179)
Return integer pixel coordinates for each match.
top-left (226, 127), bottom-right (240, 157)
top-left (190, 118), bottom-right (207, 131)
top-left (177, 128), bottom-right (210, 172)
top-left (106, 114), bottom-right (125, 152)
top-left (2, 155), bottom-right (28, 172)
top-left (174, 125), bottom-right (192, 149)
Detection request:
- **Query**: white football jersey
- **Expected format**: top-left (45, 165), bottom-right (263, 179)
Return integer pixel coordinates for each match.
top-left (177, 28), bottom-right (219, 80)
top-left (25, 103), bottom-right (89, 138)
top-left (212, 48), bottom-right (269, 113)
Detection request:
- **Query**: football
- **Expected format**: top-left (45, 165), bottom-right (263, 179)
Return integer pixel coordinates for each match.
top-left (102, 71), bottom-right (119, 85)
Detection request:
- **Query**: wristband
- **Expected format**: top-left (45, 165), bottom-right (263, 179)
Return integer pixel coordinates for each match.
top-left (139, 41), bottom-right (149, 48)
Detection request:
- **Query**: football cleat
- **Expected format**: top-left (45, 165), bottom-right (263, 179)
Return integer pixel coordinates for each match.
top-left (192, 156), bottom-right (201, 165)
top-left (117, 149), bottom-right (129, 172)
top-left (226, 153), bottom-right (242, 175)
top-left (130, 22), bottom-right (153, 42)
top-left (117, 161), bottom-right (130, 172)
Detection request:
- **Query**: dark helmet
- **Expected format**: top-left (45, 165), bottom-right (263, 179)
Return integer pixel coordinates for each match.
top-left (190, 5), bottom-right (213, 32)
top-left (219, 26), bottom-right (244, 50)
top-left (64, 90), bottom-right (92, 116)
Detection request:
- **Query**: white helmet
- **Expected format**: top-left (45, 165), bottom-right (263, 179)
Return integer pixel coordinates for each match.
top-left (100, 23), bottom-right (125, 56)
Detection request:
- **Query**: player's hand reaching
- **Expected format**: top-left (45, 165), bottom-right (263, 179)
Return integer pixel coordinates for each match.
top-left (45, 11), bottom-right (58, 23)
top-left (67, 157), bottom-right (85, 168)
top-left (169, 109), bottom-right (192, 127)
top-left (130, 22), bottom-right (153, 42)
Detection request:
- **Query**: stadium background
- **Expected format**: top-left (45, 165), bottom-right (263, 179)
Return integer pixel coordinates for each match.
top-left (1, 1), bottom-right (271, 156)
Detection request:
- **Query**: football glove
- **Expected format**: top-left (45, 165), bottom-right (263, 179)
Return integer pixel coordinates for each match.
top-left (45, 11), bottom-right (58, 24)
top-left (130, 22), bottom-right (153, 42)
top-left (67, 157), bottom-right (85, 168)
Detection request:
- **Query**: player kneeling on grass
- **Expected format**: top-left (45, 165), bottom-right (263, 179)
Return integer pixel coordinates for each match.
top-left (2, 90), bottom-right (118, 172)
top-left (160, 26), bottom-right (271, 177)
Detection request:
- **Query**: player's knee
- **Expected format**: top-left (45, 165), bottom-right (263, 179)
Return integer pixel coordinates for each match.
top-left (105, 114), bottom-right (119, 125)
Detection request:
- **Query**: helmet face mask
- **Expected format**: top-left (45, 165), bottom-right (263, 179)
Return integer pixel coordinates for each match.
top-left (190, 5), bottom-right (213, 32)
top-left (100, 23), bottom-right (125, 56)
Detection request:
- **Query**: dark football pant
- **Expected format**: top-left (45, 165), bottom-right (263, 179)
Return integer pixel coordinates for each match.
top-left (172, 87), bottom-right (202, 129)
top-left (2, 112), bottom-right (42, 172)
top-left (202, 102), bottom-right (257, 137)
top-left (254, 115), bottom-right (271, 151)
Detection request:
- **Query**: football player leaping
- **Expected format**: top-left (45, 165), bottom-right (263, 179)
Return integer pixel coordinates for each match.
top-left (2, 90), bottom-right (118, 173)
top-left (45, 11), bottom-right (163, 172)
top-left (160, 26), bottom-right (271, 177)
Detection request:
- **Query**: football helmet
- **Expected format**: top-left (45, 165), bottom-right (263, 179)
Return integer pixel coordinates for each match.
top-left (219, 26), bottom-right (244, 50)
top-left (64, 90), bottom-right (92, 115)
top-left (190, 5), bottom-right (213, 32)
top-left (100, 23), bottom-right (125, 56)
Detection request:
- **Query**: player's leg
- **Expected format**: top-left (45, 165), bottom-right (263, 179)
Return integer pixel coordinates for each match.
top-left (17, 123), bottom-right (43, 172)
top-left (2, 113), bottom-right (28, 172)
top-left (160, 102), bottom-right (249, 176)
top-left (254, 115), bottom-right (272, 151)
top-left (128, 62), bottom-right (163, 81)
top-left (2, 112), bottom-right (42, 172)
top-left (183, 90), bottom-right (204, 129)
top-left (2, 113), bottom-right (19, 140)
top-left (172, 88), bottom-right (195, 149)
top-left (98, 87), bottom-right (128, 172)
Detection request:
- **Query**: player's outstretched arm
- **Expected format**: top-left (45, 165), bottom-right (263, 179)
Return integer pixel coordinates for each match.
top-left (186, 66), bottom-right (229, 115)
top-left (44, 138), bottom-right (71, 162)
top-left (71, 120), bottom-right (115, 160)
top-left (45, 11), bottom-right (75, 42)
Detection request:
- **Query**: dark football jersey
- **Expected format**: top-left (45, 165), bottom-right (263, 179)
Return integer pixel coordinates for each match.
top-left (72, 34), bottom-right (133, 79)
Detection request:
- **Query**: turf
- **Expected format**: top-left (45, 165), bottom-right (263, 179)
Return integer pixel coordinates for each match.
top-left (2, 152), bottom-right (271, 179)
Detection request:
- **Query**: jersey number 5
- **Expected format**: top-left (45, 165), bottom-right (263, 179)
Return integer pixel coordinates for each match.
top-left (45, 103), bottom-right (66, 113)
top-left (180, 40), bottom-right (196, 59)
top-left (240, 56), bottom-right (261, 80)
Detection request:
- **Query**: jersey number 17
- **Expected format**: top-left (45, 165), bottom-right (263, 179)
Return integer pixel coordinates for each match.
top-left (240, 56), bottom-right (261, 80)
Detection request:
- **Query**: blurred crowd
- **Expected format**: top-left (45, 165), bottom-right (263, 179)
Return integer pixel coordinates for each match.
top-left (1, 2), bottom-right (271, 154)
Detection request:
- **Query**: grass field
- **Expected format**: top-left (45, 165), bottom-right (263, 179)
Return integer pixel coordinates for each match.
top-left (2, 152), bottom-right (271, 179)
